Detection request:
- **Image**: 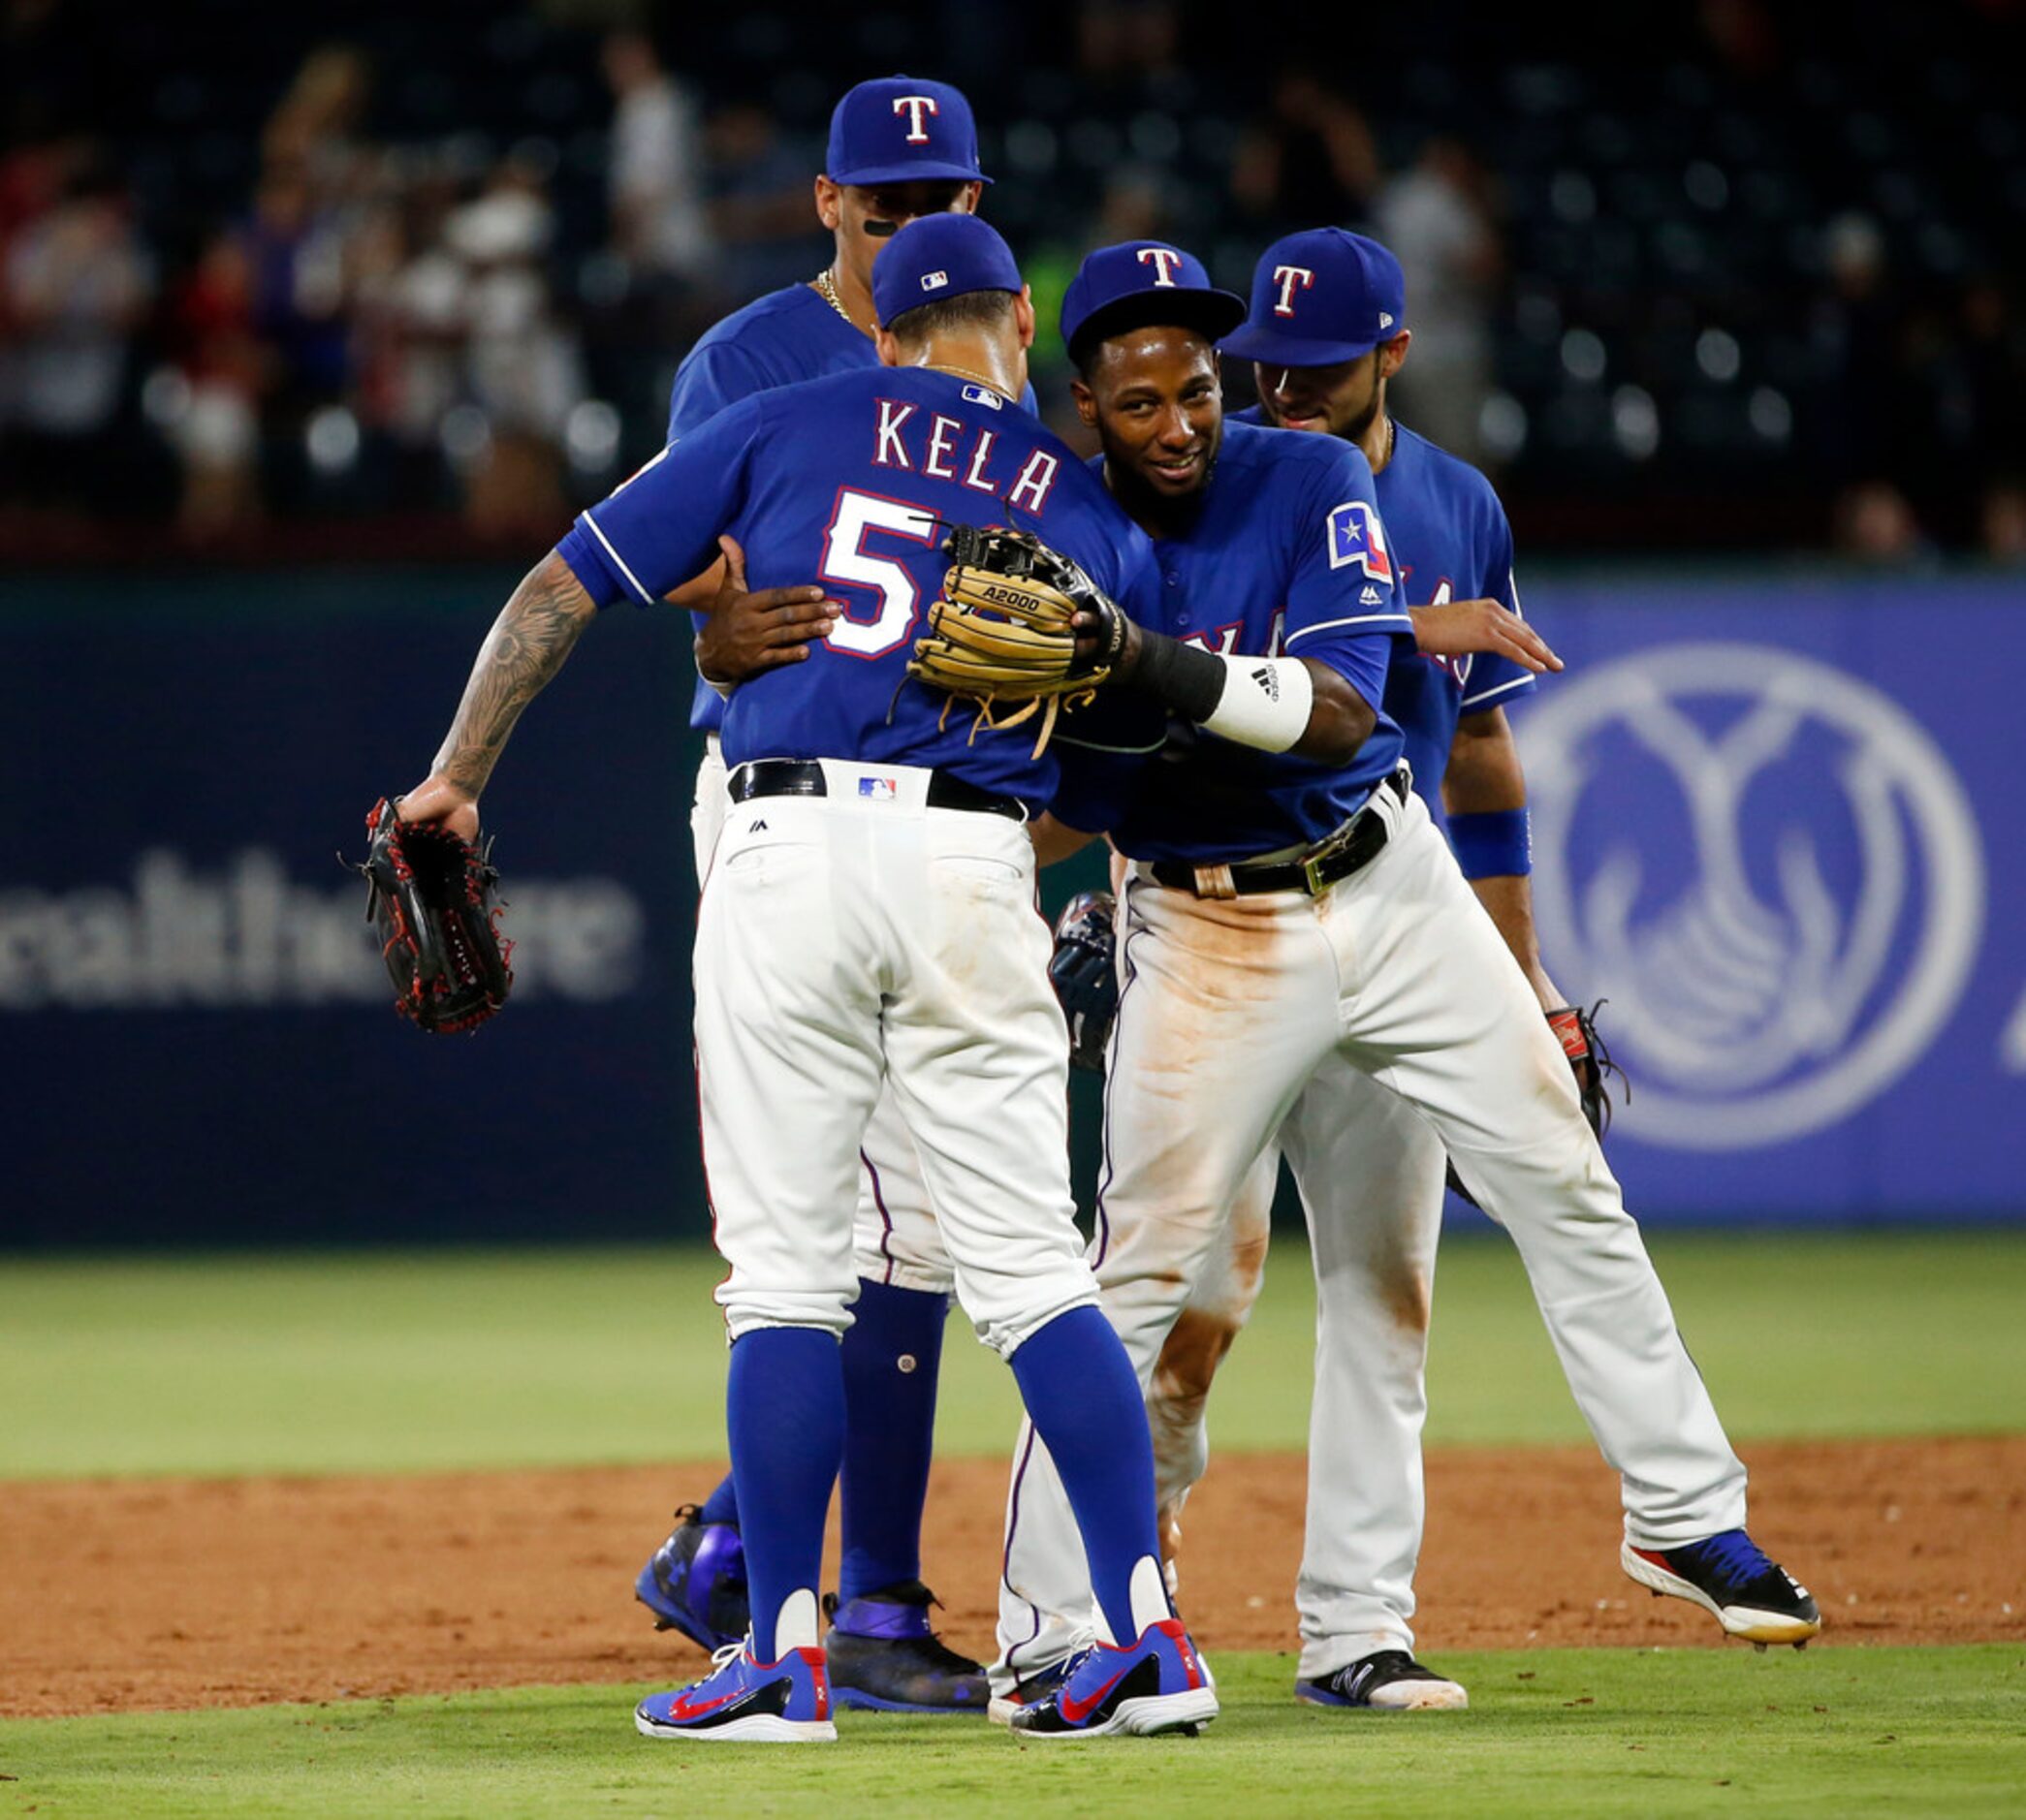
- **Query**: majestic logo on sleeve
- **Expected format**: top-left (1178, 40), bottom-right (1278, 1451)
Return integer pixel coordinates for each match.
top-left (1325, 499), bottom-right (1395, 582)
top-left (893, 95), bottom-right (940, 141)
top-left (1272, 265), bottom-right (1315, 316)
top-left (1520, 644), bottom-right (1984, 1148)
top-left (1137, 247), bottom-right (1184, 287)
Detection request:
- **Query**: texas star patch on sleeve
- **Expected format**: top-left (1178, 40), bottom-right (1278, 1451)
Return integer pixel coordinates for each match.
top-left (1326, 498), bottom-right (1395, 582)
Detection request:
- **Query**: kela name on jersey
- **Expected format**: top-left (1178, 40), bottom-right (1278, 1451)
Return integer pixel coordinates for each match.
top-left (871, 398), bottom-right (1060, 513)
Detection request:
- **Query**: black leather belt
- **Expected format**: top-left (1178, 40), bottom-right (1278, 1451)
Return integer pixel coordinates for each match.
top-left (727, 759), bottom-right (1027, 823)
top-left (1150, 769), bottom-right (1409, 898)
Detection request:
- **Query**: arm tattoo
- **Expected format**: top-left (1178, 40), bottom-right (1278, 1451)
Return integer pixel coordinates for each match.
top-left (432, 553), bottom-right (597, 797)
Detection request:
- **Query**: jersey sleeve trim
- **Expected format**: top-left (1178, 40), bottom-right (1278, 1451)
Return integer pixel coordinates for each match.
top-left (1285, 611), bottom-right (1416, 644)
top-left (581, 507), bottom-right (657, 606)
top-left (1459, 670), bottom-right (1536, 709)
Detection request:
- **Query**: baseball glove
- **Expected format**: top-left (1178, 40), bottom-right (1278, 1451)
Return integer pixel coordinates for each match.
top-left (1446, 1001), bottom-right (1625, 1208)
top-left (906, 522), bottom-right (1117, 757)
top-left (1048, 890), bottom-right (1119, 1073)
top-left (352, 797), bottom-right (513, 1034)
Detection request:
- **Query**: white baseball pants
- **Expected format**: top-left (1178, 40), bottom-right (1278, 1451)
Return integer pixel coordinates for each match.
top-left (693, 739), bottom-right (955, 1295)
top-left (997, 784), bottom-right (1748, 1685)
top-left (693, 760), bottom-right (1092, 1354)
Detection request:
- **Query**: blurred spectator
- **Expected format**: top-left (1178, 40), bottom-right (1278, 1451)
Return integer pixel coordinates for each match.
top-left (0, 0), bottom-right (2020, 557)
top-left (0, 158), bottom-right (151, 511)
top-left (1981, 485), bottom-right (2026, 565)
top-left (1376, 136), bottom-right (1501, 465)
top-left (704, 102), bottom-right (821, 301)
top-left (160, 226), bottom-right (266, 534)
top-left (263, 44), bottom-right (373, 180)
top-left (1832, 481), bottom-right (1931, 565)
top-left (446, 158), bottom-right (584, 531)
top-left (1075, 0), bottom-right (1186, 94)
top-left (603, 31), bottom-right (712, 283)
top-left (1231, 73), bottom-right (1378, 236)
top-left (1808, 212), bottom-right (1901, 486)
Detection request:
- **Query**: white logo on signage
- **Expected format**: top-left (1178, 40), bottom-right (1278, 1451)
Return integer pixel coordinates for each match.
top-left (0, 850), bottom-right (645, 1010)
top-left (1519, 643), bottom-right (1983, 1148)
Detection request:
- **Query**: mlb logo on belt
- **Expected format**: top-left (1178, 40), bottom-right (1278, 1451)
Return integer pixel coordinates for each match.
top-left (859, 775), bottom-right (899, 800)
top-left (1326, 499), bottom-right (1394, 582)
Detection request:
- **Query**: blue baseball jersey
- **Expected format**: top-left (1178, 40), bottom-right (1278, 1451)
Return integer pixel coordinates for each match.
top-left (1233, 407), bottom-right (1535, 822)
top-left (1075, 419), bottom-right (1416, 864)
top-left (668, 281), bottom-right (1038, 733)
top-left (559, 365), bottom-right (1157, 810)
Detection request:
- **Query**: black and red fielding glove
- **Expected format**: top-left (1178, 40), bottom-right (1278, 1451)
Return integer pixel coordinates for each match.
top-left (351, 797), bottom-right (513, 1033)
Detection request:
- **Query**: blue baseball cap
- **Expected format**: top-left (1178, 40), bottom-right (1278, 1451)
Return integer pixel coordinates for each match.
top-left (1219, 229), bottom-right (1408, 366)
top-left (826, 76), bottom-right (992, 188)
top-left (871, 213), bottom-right (1024, 328)
top-left (1059, 241), bottom-right (1248, 366)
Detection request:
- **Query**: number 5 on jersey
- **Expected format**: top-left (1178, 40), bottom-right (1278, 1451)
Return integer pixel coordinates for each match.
top-left (819, 489), bottom-right (942, 658)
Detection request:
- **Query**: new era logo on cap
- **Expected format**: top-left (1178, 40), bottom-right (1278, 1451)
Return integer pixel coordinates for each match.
top-left (1379, 312), bottom-right (1395, 329)
top-left (922, 269), bottom-right (949, 291)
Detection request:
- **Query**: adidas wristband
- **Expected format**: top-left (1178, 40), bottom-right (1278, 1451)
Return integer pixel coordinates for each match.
top-left (1127, 630), bottom-right (1313, 753)
top-left (1447, 807), bottom-right (1532, 879)
top-left (1201, 652), bottom-right (1313, 751)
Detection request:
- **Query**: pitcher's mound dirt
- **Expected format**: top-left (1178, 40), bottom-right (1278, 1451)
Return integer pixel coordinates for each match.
top-left (6, 1435), bottom-right (2021, 1717)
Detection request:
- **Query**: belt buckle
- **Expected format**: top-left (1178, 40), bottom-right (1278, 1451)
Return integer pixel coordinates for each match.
top-left (1297, 816), bottom-right (1360, 895)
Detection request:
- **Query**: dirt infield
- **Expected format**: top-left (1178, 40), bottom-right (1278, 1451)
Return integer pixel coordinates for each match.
top-left (7, 1435), bottom-right (2021, 1718)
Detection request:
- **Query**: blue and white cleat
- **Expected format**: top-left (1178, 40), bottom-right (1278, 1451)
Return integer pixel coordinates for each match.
top-left (988, 1652), bottom-right (1073, 1726)
top-left (1007, 1618), bottom-right (1218, 1739)
top-left (634, 1505), bottom-right (749, 1652)
top-left (1622, 1529), bottom-right (1821, 1648)
top-left (635, 1637), bottom-right (837, 1743)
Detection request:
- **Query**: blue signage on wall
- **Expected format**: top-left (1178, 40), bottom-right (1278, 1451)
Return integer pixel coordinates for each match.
top-left (1508, 573), bottom-right (2020, 1222)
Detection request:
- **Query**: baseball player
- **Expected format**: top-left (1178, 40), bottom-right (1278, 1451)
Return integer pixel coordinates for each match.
top-left (989, 235), bottom-right (1821, 1715)
top-left (401, 213), bottom-right (1218, 1742)
top-left (634, 75), bottom-right (1039, 1715)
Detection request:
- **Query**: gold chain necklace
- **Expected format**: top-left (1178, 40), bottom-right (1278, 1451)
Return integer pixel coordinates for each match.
top-left (927, 361), bottom-right (1012, 399)
top-left (813, 267), bottom-right (861, 329)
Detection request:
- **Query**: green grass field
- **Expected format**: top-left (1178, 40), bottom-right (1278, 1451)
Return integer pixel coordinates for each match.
top-left (5, 1231), bottom-right (2024, 1817)
top-left (5, 1231), bottom-right (2024, 1480)
top-left (3, 1649), bottom-right (2022, 1818)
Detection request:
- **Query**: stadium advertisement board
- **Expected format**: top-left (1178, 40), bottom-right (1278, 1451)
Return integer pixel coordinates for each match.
top-left (1510, 572), bottom-right (2020, 1224)
top-left (4, 569), bottom-right (2019, 1244)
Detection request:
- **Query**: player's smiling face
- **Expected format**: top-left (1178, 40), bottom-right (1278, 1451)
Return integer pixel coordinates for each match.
top-left (1254, 350), bottom-right (1384, 439)
top-left (1075, 327), bottom-right (1223, 511)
